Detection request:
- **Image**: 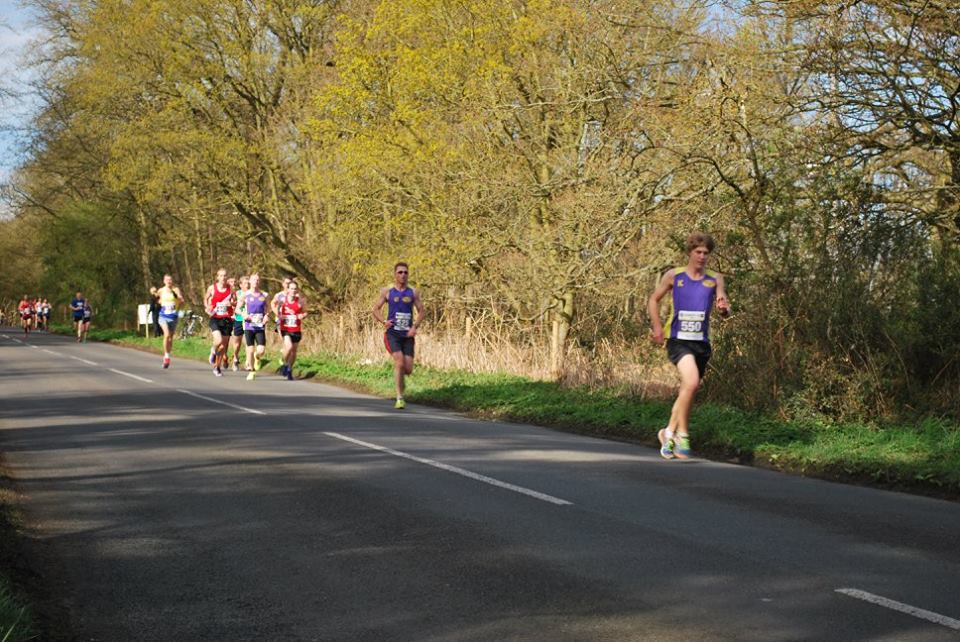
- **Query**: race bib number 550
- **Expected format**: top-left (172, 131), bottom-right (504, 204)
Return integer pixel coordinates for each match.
top-left (677, 310), bottom-right (705, 341)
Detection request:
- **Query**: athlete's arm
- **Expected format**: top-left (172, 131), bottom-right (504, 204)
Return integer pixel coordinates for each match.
top-left (173, 287), bottom-right (185, 305)
top-left (715, 274), bottom-right (731, 317)
top-left (270, 294), bottom-right (280, 318)
top-left (371, 288), bottom-right (392, 328)
top-left (298, 298), bottom-right (308, 319)
top-left (204, 285), bottom-right (215, 315)
top-left (647, 270), bottom-right (674, 346)
top-left (408, 288), bottom-right (425, 337)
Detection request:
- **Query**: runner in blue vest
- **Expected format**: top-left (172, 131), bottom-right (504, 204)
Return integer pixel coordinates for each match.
top-left (648, 233), bottom-right (730, 459)
top-left (372, 262), bottom-right (425, 409)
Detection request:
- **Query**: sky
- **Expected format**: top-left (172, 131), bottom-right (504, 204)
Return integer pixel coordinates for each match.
top-left (0, 0), bottom-right (43, 188)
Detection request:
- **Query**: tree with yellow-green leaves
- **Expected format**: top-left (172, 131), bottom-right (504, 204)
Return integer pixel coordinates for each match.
top-left (311, 0), bottom-right (723, 376)
top-left (3, 0), bottom-right (959, 420)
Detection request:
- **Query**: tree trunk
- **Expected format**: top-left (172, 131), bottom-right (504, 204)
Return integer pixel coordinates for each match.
top-left (135, 207), bottom-right (152, 295)
top-left (550, 291), bottom-right (575, 381)
top-left (193, 212), bottom-right (206, 284)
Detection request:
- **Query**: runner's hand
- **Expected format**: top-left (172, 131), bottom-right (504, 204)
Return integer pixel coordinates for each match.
top-left (651, 328), bottom-right (664, 346)
top-left (717, 296), bottom-right (731, 317)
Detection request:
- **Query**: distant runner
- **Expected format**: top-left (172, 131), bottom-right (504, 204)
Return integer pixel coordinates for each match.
top-left (70, 291), bottom-right (86, 341)
top-left (18, 295), bottom-right (33, 336)
top-left (229, 275), bottom-right (250, 371)
top-left (156, 274), bottom-right (185, 369)
top-left (648, 232), bottom-right (730, 460)
top-left (277, 280), bottom-right (307, 381)
top-left (372, 262), bottom-right (424, 409)
top-left (242, 273), bottom-right (268, 380)
top-left (80, 300), bottom-right (93, 342)
top-left (271, 277), bottom-right (291, 336)
top-left (40, 299), bottom-right (51, 332)
top-left (204, 269), bottom-right (234, 377)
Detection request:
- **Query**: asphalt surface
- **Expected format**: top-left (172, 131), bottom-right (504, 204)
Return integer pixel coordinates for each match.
top-left (0, 327), bottom-right (959, 641)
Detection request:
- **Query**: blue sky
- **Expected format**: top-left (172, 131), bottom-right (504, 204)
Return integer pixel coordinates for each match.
top-left (0, 0), bottom-right (42, 187)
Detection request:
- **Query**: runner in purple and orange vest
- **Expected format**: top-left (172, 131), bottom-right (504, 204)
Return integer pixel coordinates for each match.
top-left (372, 262), bottom-right (425, 410)
top-left (648, 233), bottom-right (731, 460)
top-left (242, 273), bottom-right (269, 380)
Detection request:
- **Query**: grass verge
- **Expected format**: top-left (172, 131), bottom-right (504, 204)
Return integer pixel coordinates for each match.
top-left (0, 483), bottom-right (36, 642)
top-left (51, 324), bottom-right (960, 499)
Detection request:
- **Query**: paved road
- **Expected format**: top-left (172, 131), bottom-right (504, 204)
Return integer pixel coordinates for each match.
top-left (0, 328), bottom-right (958, 641)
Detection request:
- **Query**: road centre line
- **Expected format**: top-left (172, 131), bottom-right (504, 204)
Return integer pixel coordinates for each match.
top-left (324, 432), bottom-right (573, 506)
top-left (835, 588), bottom-right (960, 631)
top-left (108, 368), bottom-right (154, 384)
top-left (176, 389), bottom-right (266, 416)
top-left (69, 355), bottom-right (100, 366)
top-left (42, 349), bottom-right (61, 356)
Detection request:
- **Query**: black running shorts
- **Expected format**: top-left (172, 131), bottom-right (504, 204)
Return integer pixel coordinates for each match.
top-left (232, 321), bottom-right (244, 337)
top-left (208, 317), bottom-right (233, 336)
top-left (244, 329), bottom-right (266, 346)
top-left (383, 332), bottom-right (415, 357)
top-left (666, 338), bottom-right (711, 379)
top-left (281, 330), bottom-right (302, 344)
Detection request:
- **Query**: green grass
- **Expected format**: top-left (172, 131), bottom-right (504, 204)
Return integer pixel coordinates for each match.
top-left (47, 324), bottom-right (960, 498)
top-left (0, 487), bottom-right (35, 642)
top-left (0, 578), bottom-right (33, 642)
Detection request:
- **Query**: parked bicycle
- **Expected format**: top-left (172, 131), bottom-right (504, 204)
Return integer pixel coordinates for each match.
top-left (178, 311), bottom-right (205, 339)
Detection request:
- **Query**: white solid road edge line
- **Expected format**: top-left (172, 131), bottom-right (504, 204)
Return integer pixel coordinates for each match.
top-left (324, 432), bottom-right (573, 507)
top-left (69, 355), bottom-right (99, 366)
top-left (835, 588), bottom-right (960, 631)
top-left (108, 368), bottom-right (154, 384)
top-left (176, 389), bottom-right (267, 416)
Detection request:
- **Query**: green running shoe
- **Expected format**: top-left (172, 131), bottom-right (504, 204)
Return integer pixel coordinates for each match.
top-left (394, 398), bottom-right (406, 410)
top-left (675, 435), bottom-right (691, 459)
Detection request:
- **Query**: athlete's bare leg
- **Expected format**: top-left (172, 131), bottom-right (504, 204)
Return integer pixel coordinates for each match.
top-left (161, 322), bottom-right (174, 355)
top-left (667, 354), bottom-right (700, 437)
top-left (245, 341), bottom-right (254, 371)
top-left (229, 333), bottom-right (243, 369)
top-left (391, 351), bottom-right (407, 398)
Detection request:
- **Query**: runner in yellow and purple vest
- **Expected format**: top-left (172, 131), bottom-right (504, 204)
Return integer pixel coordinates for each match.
top-left (648, 233), bottom-right (731, 459)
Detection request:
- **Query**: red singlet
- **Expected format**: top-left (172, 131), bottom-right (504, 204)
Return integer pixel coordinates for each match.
top-left (210, 285), bottom-right (233, 319)
top-left (279, 297), bottom-right (302, 332)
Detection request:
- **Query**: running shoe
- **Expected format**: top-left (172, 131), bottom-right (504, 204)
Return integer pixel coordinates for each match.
top-left (658, 428), bottom-right (675, 460)
top-left (231, 359), bottom-right (239, 372)
top-left (162, 356), bottom-right (171, 369)
top-left (675, 435), bottom-right (692, 459)
top-left (214, 366), bottom-right (223, 377)
top-left (246, 371), bottom-right (256, 381)
top-left (286, 369), bottom-right (294, 381)
top-left (394, 398), bottom-right (406, 410)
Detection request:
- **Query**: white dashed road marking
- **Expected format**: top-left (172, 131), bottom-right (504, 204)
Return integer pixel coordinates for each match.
top-left (324, 432), bottom-right (573, 506)
top-left (836, 588), bottom-right (960, 631)
top-left (177, 389), bottom-right (267, 415)
top-left (108, 368), bottom-right (154, 384)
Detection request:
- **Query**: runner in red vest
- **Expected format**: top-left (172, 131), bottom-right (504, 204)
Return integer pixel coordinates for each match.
top-left (204, 268), bottom-right (234, 377)
top-left (278, 280), bottom-right (307, 381)
top-left (18, 295), bottom-right (33, 337)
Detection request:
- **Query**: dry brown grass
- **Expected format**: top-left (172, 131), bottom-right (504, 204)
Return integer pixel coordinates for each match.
top-left (294, 304), bottom-right (678, 399)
